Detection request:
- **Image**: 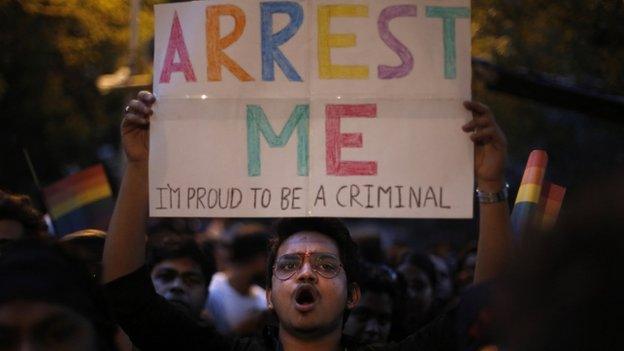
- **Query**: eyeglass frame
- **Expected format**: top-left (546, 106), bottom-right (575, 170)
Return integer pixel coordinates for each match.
top-left (272, 251), bottom-right (344, 281)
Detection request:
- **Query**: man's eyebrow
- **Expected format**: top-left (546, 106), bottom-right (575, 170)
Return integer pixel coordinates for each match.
top-left (315, 252), bottom-right (338, 258)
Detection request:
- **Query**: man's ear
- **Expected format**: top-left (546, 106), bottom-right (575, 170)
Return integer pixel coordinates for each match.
top-left (266, 288), bottom-right (273, 310)
top-left (346, 283), bottom-right (361, 309)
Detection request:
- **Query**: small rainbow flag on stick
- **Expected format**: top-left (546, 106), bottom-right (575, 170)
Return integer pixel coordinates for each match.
top-left (42, 164), bottom-right (114, 236)
top-left (511, 150), bottom-right (566, 238)
top-left (537, 182), bottom-right (566, 231)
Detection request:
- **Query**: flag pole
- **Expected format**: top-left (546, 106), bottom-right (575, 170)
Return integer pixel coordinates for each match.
top-left (22, 148), bottom-right (57, 235)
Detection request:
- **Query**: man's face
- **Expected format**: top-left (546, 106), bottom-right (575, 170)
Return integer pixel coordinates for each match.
top-left (0, 300), bottom-right (97, 351)
top-left (150, 257), bottom-right (207, 317)
top-left (398, 263), bottom-right (433, 327)
top-left (267, 232), bottom-right (359, 339)
top-left (429, 255), bottom-right (453, 301)
top-left (343, 291), bottom-right (393, 345)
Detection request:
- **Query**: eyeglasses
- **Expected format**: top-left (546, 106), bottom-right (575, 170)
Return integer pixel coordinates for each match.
top-left (273, 252), bottom-right (343, 280)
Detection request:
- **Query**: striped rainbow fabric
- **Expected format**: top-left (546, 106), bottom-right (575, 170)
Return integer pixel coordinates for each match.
top-left (42, 164), bottom-right (114, 236)
top-left (511, 150), bottom-right (548, 237)
top-left (537, 181), bottom-right (566, 231)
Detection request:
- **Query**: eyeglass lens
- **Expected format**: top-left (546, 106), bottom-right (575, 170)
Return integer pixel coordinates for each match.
top-left (274, 253), bottom-right (341, 280)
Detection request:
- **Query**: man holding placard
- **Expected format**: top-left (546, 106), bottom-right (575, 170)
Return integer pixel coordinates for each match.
top-left (103, 90), bottom-right (511, 350)
top-left (104, 0), bottom-right (512, 349)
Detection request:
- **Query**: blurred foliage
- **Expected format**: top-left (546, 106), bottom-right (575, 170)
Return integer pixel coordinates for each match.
top-left (0, 0), bottom-right (162, 196)
top-left (472, 0), bottom-right (624, 190)
top-left (473, 0), bottom-right (624, 94)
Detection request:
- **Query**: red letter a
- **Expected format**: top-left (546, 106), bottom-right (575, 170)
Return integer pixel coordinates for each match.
top-left (159, 11), bottom-right (197, 83)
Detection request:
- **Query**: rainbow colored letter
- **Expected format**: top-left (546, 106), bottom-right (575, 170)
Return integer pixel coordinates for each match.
top-left (426, 6), bottom-right (469, 79)
top-left (247, 105), bottom-right (309, 176)
top-left (325, 104), bottom-right (377, 176)
top-left (318, 5), bottom-right (369, 79)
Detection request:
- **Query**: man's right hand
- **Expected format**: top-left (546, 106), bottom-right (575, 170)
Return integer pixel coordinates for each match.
top-left (122, 91), bottom-right (156, 163)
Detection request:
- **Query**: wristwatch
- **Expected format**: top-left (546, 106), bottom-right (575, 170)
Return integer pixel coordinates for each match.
top-left (476, 183), bottom-right (509, 204)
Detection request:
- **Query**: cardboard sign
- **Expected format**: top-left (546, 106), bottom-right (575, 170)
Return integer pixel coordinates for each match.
top-left (150, 0), bottom-right (473, 218)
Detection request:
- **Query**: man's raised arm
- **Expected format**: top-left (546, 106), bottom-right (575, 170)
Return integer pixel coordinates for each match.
top-left (462, 101), bottom-right (513, 284)
top-left (103, 91), bottom-right (156, 283)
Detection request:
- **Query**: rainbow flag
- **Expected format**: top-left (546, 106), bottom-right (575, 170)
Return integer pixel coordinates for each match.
top-left (511, 150), bottom-right (548, 237)
top-left (537, 182), bottom-right (566, 231)
top-left (42, 164), bottom-right (114, 236)
top-left (511, 150), bottom-right (566, 238)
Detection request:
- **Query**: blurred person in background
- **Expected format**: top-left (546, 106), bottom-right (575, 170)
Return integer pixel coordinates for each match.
top-left (60, 229), bottom-right (107, 281)
top-left (59, 229), bottom-right (136, 351)
top-left (429, 254), bottom-right (455, 305)
top-left (343, 262), bottom-right (405, 346)
top-left (146, 233), bottom-right (216, 322)
top-left (207, 223), bottom-right (270, 335)
top-left (0, 190), bottom-right (47, 256)
top-left (498, 171), bottom-right (624, 351)
top-left (397, 252), bottom-right (438, 333)
top-left (454, 242), bottom-right (478, 297)
top-left (352, 232), bottom-right (387, 265)
top-left (0, 239), bottom-right (117, 350)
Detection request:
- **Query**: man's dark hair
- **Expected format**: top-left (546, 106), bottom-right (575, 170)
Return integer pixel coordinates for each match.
top-left (358, 261), bottom-right (401, 301)
top-left (146, 234), bottom-right (215, 285)
top-left (357, 261), bottom-right (407, 342)
top-left (0, 239), bottom-right (117, 350)
top-left (225, 223), bottom-right (270, 264)
top-left (0, 190), bottom-right (47, 238)
top-left (266, 218), bottom-right (360, 289)
top-left (399, 251), bottom-right (437, 288)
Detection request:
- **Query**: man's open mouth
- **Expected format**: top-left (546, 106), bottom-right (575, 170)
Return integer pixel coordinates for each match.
top-left (294, 284), bottom-right (319, 312)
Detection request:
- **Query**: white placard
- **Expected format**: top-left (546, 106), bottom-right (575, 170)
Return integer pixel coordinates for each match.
top-left (150, 0), bottom-right (473, 218)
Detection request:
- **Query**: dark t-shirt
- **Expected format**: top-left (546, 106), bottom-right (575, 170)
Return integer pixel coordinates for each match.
top-left (104, 267), bottom-right (457, 351)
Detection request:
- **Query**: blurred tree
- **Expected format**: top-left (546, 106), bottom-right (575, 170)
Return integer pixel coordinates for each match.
top-left (0, 0), bottom-right (160, 198)
top-left (471, 0), bottom-right (624, 190)
top-left (473, 0), bottom-right (624, 95)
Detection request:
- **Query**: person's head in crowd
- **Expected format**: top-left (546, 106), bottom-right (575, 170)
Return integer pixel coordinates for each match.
top-left (60, 229), bottom-right (107, 281)
top-left (397, 252), bottom-right (437, 331)
top-left (0, 239), bottom-right (116, 350)
top-left (385, 242), bottom-right (411, 268)
top-left (499, 172), bottom-right (624, 351)
top-left (343, 262), bottom-right (404, 345)
top-left (266, 218), bottom-right (361, 341)
top-left (353, 232), bottom-right (386, 265)
top-left (0, 190), bottom-right (47, 254)
top-left (146, 234), bottom-right (215, 319)
top-left (223, 222), bottom-right (270, 288)
top-left (428, 254), bottom-right (454, 302)
top-left (454, 242), bottom-right (478, 295)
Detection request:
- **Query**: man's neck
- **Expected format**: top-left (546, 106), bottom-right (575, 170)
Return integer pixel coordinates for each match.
top-left (278, 324), bottom-right (343, 351)
top-left (226, 269), bottom-right (252, 295)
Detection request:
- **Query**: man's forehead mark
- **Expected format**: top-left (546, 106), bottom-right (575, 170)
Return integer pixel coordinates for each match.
top-left (278, 231), bottom-right (339, 255)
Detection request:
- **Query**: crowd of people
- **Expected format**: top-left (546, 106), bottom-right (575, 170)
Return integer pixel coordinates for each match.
top-left (0, 92), bottom-right (621, 350)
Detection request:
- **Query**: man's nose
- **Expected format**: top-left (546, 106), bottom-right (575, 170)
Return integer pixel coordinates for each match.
top-left (170, 276), bottom-right (187, 291)
top-left (296, 260), bottom-right (318, 283)
top-left (364, 318), bottom-right (382, 335)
